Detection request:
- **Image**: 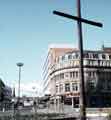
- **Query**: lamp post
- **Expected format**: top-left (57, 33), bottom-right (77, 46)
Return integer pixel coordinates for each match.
top-left (32, 86), bottom-right (38, 120)
top-left (12, 97), bottom-right (15, 120)
top-left (16, 62), bottom-right (24, 101)
top-left (12, 86), bottom-right (16, 120)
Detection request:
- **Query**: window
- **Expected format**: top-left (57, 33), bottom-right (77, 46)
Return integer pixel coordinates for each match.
top-left (89, 60), bottom-right (93, 66)
top-left (59, 84), bottom-right (63, 92)
top-left (88, 71), bottom-right (91, 77)
top-left (56, 85), bottom-right (59, 93)
top-left (100, 61), bottom-right (103, 66)
top-left (75, 53), bottom-right (79, 59)
top-left (68, 54), bottom-right (72, 59)
top-left (93, 53), bottom-right (98, 59)
top-left (73, 97), bottom-right (79, 108)
top-left (109, 55), bottom-right (111, 60)
top-left (75, 71), bottom-right (79, 78)
top-left (60, 73), bottom-right (64, 79)
top-left (107, 81), bottom-right (111, 90)
top-left (70, 71), bottom-right (78, 78)
top-left (103, 61), bottom-right (107, 66)
top-left (92, 60), bottom-right (98, 66)
top-left (65, 83), bottom-right (70, 92)
top-left (56, 57), bottom-right (59, 63)
top-left (55, 75), bottom-right (59, 81)
top-left (107, 61), bottom-right (110, 66)
top-left (99, 79), bottom-right (105, 90)
top-left (83, 53), bottom-right (89, 58)
top-left (70, 72), bottom-right (72, 78)
top-left (92, 71), bottom-right (96, 77)
top-left (89, 80), bottom-right (95, 89)
top-left (62, 55), bottom-right (65, 61)
top-left (72, 83), bottom-right (78, 91)
top-left (70, 72), bottom-right (75, 78)
top-left (107, 72), bottom-right (111, 80)
top-left (72, 53), bottom-right (76, 59)
top-left (65, 73), bottom-right (69, 78)
top-left (102, 54), bottom-right (106, 59)
top-left (53, 76), bottom-right (56, 81)
top-left (88, 71), bottom-right (95, 78)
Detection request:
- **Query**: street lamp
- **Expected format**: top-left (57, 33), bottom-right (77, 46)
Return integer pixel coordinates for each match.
top-left (16, 62), bottom-right (24, 100)
top-left (32, 86), bottom-right (38, 120)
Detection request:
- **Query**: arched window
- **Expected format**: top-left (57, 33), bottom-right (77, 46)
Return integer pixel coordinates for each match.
top-left (68, 54), bottom-right (72, 59)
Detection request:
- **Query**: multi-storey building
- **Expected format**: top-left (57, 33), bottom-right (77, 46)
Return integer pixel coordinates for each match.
top-left (0, 79), bottom-right (12, 110)
top-left (43, 44), bottom-right (75, 94)
top-left (43, 45), bottom-right (111, 108)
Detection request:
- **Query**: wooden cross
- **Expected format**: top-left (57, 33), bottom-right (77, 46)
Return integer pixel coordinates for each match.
top-left (53, 0), bottom-right (103, 120)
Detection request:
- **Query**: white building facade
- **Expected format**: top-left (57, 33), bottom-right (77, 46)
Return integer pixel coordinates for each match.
top-left (43, 45), bottom-right (111, 108)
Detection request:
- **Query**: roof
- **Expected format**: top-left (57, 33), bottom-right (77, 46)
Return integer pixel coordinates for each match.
top-left (48, 43), bottom-right (76, 49)
top-left (103, 47), bottom-right (111, 52)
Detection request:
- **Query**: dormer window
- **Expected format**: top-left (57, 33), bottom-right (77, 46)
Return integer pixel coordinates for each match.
top-left (93, 53), bottom-right (98, 59)
top-left (62, 55), bottom-right (65, 61)
top-left (83, 53), bottom-right (89, 58)
top-left (75, 53), bottom-right (79, 59)
top-left (109, 55), bottom-right (111, 60)
top-left (68, 54), bottom-right (72, 59)
top-left (72, 53), bottom-right (76, 59)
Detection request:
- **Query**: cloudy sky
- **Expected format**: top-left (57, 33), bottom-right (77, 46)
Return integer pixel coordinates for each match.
top-left (14, 80), bottom-right (42, 97)
top-left (0, 0), bottom-right (110, 96)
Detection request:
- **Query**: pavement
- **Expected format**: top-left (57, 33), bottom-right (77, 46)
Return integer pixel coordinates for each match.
top-left (0, 106), bottom-right (109, 120)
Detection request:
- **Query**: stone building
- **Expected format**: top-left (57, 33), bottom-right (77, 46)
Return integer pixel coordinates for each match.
top-left (43, 45), bottom-right (111, 108)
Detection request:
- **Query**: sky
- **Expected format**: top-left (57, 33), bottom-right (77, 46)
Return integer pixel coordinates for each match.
top-left (0, 0), bottom-right (110, 96)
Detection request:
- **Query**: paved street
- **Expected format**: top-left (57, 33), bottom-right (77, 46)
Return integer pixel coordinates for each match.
top-left (0, 106), bottom-right (109, 120)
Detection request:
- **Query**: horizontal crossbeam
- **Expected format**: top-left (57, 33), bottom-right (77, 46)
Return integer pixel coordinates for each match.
top-left (53, 11), bottom-right (103, 27)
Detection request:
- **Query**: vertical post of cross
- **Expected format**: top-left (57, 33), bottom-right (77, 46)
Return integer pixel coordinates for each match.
top-left (76, 0), bottom-right (86, 120)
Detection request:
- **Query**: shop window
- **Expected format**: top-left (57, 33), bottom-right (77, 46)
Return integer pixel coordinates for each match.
top-left (73, 97), bottom-right (79, 108)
